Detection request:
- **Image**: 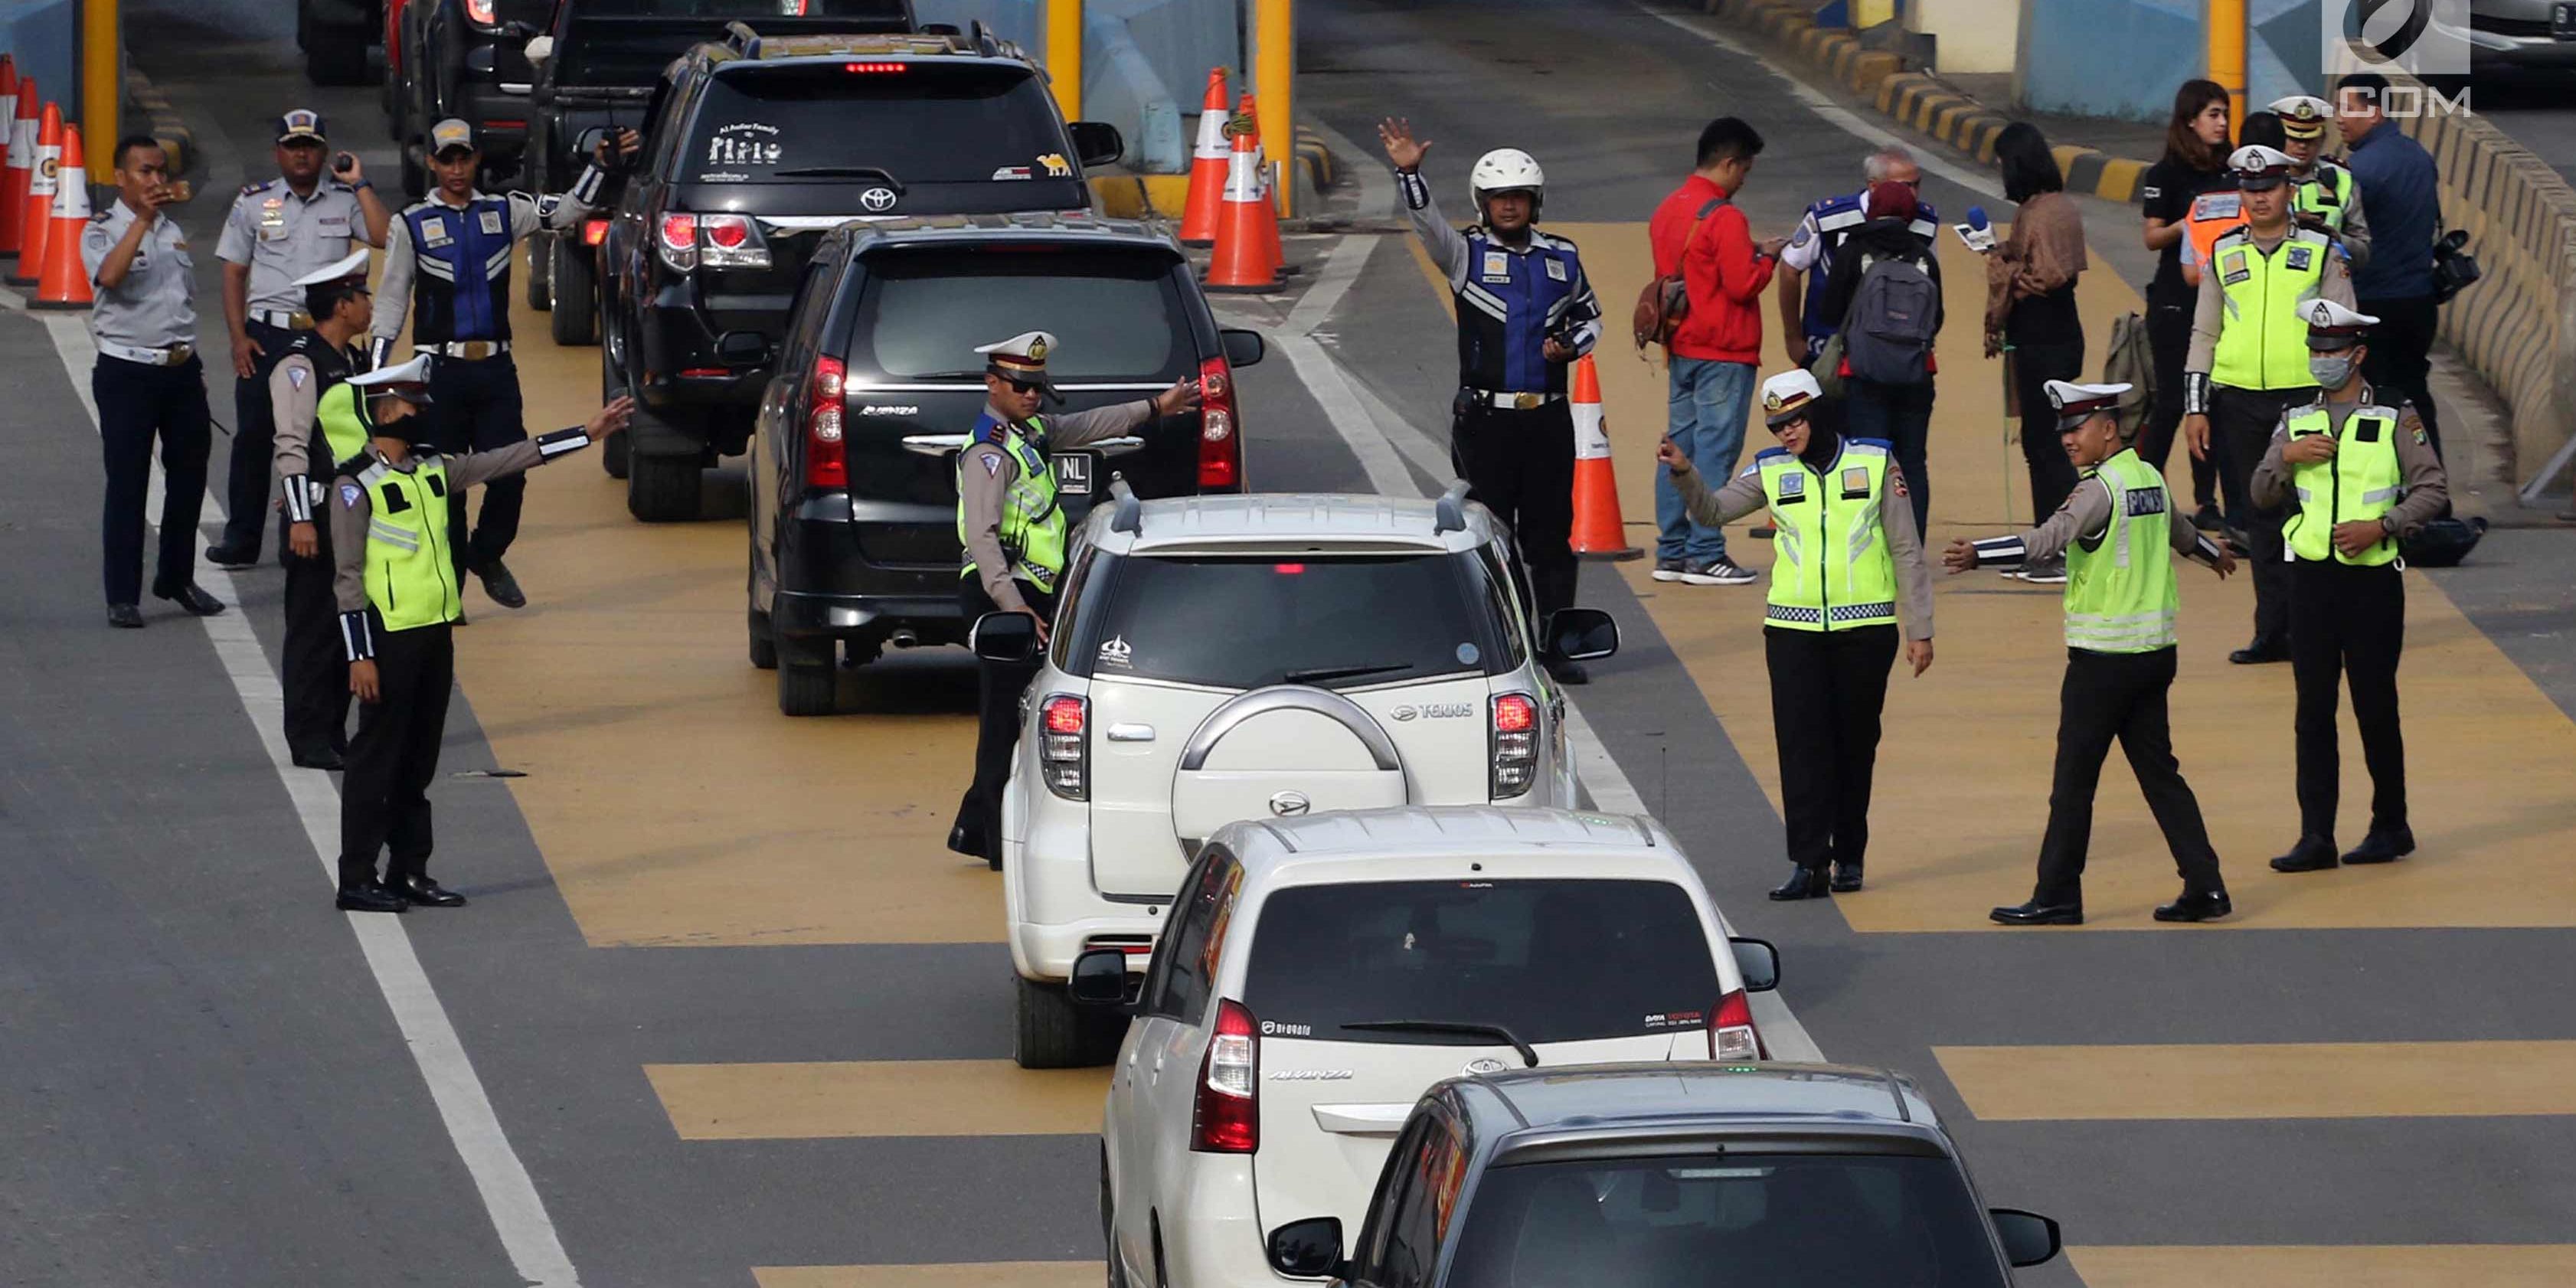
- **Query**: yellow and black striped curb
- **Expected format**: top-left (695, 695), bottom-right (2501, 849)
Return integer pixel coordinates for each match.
top-left (1296, 126), bottom-right (1334, 191)
top-left (126, 69), bottom-right (192, 178)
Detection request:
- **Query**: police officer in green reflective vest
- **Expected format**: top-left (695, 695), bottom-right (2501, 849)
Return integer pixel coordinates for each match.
top-left (1659, 369), bottom-right (1935, 903)
top-left (2250, 302), bottom-right (2448, 874)
top-left (2270, 95), bottom-right (2372, 276)
top-left (948, 332), bottom-right (1201, 868)
top-left (1948, 381), bottom-right (2240, 926)
top-left (327, 357), bottom-right (634, 913)
top-left (271, 250), bottom-right (376, 770)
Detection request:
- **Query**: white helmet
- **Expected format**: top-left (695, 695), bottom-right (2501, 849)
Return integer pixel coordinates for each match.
top-left (1469, 148), bottom-right (1546, 217)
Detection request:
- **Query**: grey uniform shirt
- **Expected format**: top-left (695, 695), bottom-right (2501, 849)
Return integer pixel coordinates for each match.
top-left (2247, 388), bottom-right (2449, 536)
top-left (1969, 468), bottom-right (2231, 570)
top-left (80, 201), bottom-right (197, 349)
top-left (2184, 224), bottom-right (2356, 391)
top-left (371, 173), bottom-right (603, 351)
top-left (216, 178), bottom-right (378, 315)
top-left (959, 400), bottom-right (1157, 612)
top-left (1668, 451), bottom-right (1937, 642)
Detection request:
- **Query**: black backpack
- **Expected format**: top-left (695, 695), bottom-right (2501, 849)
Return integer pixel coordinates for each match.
top-left (1841, 250), bottom-right (1940, 384)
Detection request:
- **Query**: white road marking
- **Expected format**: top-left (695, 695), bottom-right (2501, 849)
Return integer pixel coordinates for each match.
top-left (26, 307), bottom-right (584, 1286)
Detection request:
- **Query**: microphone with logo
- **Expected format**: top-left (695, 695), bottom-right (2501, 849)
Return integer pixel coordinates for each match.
top-left (1954, 204), bottom-right (1998, 255)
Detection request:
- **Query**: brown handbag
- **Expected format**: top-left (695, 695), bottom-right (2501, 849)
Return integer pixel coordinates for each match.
top-left (1633, 195), bottom-right (1729, 351)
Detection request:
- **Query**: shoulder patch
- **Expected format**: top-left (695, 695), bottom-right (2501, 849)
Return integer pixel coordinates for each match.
top-left (289, 366), bottom-right (309, 389)
top-left (982, 453), bottom-right (1002, 478)
top-left (1754, 446), bottom-right (1793, 462)
top-left (339, 482), bottom-right (362, 508)
top-left (239, 179), bottom-right (273, 197)
top-left (1845, 438), bottom-right (1893, 453)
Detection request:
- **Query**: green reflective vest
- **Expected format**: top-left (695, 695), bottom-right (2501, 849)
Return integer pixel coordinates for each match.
top-left (1756, 440), bottom-right (1898, 633)
top-left (2294, 163), bottom-right (2355, 234)
top-left (2063, 449), bottom-right (2179, 654)
top-left (2282, 402), bottom-right (2403, 567)
top-left (956, 419), bottom-right (1067, 594)
top-left (315, 383), bottom-right (374, 472)
top-left (355, 456), bottom-right (466, 633)
top-left (2211, 226), bottom-right (2335, 393)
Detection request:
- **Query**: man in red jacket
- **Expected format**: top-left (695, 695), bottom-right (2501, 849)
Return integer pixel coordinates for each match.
top-left (1651, 117), bottom-right (1787, 587)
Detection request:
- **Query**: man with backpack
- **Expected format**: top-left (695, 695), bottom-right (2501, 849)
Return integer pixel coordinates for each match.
top-left (1819, 178), bottom-right (1943, 540)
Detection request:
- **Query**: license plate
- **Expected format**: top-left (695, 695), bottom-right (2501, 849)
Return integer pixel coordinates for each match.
top-left (1051, 452), bottom-right (1096, 496)
top-left (2559, 2), bottom-right (2576, 39)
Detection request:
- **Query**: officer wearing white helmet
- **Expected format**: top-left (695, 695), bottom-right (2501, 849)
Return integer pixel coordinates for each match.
top-left (2268, 94), bottom-right (2371, 274)
top-left (1658, 369), bottom-right (1934, 901)
top-left (1379, 119), bottom-right (1603, 683)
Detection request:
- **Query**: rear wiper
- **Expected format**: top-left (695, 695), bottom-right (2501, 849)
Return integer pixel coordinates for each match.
top-left (1281, 663), bottom-right (1414, 685)
top-left (1342, 1020), bottom-right (1538, 1068)
top-left (773, 166), bottom-right (904, 188)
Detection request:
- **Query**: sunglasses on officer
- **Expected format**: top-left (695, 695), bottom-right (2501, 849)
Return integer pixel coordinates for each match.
top-left (999, 377), bottom-right (1041, 395)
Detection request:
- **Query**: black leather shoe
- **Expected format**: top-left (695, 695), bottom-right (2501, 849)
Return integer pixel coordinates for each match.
top-left (399, 874), bottom-right (468, 907)
top-left (1829, 862), bottom-right (1864, 894)
top-left (335, 884), bottom-right (409, 913)
top-left (1542, 655), bottom-right (1590, 686)
top-left (948, 822), bottom-right (986, 858)
top-left (1769, 865), bottom-right (1832, 901)
top-left (2154, 889), bottom-right (2234, 922)
top-left (204, 543), bottom-right (258, 570)
top-left (478, 558), bottom-right (527, 610)
top-left (107, 603), bottom-right (145, 629)
top-left (2229, 636), bottom-right (2290, 665)
top-left (292, 748), bottom-right (346, 771)
top-left (2342, 826), bottom-right (2414, 865)
top-left (2269, 835), bottom-right (2339, 873)
top-left (2192, 505), bottom-right (2226, 531)
top-left (155, 582), bottom-right (227, 616)
top-left (1989, 899), bottom-right (2083, 926)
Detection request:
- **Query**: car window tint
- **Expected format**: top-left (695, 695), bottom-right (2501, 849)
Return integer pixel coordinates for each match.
top-left (1354, 1117), bottom-right (1435, 1282)
top-left (1375, 1113), bottom-right (1466, 1288)
top-left (1149, 850), bottom-right (1235, 1020)
top-left (1242, 880), bottom-right (1720, 1047)
top-left (1073, 554), bottom-right (1509, 690)
top-left (1444, 1153), bottom-right (2008, 1288)
top-left (685, 64), bottom-right (1067, 185)
top-left (853, 249), bottom-right (1187, 382)
top-left (1469, 543), bottom-right (1529, 670)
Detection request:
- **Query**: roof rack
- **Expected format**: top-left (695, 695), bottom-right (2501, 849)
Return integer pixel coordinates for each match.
top-left (723, 21), bottom-right (760, 57)
top-left (969, 18), bottom-right (1001, 57)
top-left (1108, 475), bottom-right (1143, 534)
top-left (1433, 479), bottom-right (1471, 534)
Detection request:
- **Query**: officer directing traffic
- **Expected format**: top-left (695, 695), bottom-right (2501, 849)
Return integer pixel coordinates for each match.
top-left (948, 332), bottom-right (1201, 868)
top-left (270, 250), bottom-right (376, 770)
top-left (2249, 302), bottom-right (2447, 874)
top-left (371, 117), bottom-right (635, 613)
top-left (2270, 95), bottom-right (2371, 275)
top-left (208, 109), bottom-right (389, 570)
top-left (1657, 370), bottom-right (1934, 901)
top-left (1947, 381), bottom-right (2238, 926)
top-left (1380, 118), bottom-right (1604, 684)
top-left (330, 357), bottom-right (635, 913)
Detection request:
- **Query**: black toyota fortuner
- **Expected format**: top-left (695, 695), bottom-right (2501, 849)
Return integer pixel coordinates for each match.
top-left (597, 23), bottom-right (1124, 522)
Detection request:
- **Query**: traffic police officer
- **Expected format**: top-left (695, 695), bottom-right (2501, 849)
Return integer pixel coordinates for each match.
top-left (947, 332), bottom-right (1201, 868)
top-left (329, 357), bottom-right (634, 912)
top-left (1657, 370), bottom-right (1935, 901)
top-left (1380, 118), bottom-right (1604, 684)
top-left (371, 117), bottom-right (633, 611)
top-left (270, 249), bottom-right (376, 770)
top-left (1947, 381), bottom-right (2239, 925)
top-left (2182, 143), bottom-right (2355, 665)
top-left (2270, 95), bottom-right (2372, 275)
top-left (82, 134), bottom-right (224, 629)
top-left (2249, 302), bottom-right (2448, 873)
top-left (208, 108), bottom-right (389, 569)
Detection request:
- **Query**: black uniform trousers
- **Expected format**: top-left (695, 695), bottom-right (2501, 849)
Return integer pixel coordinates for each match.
top-left (951, 577), bottom-right (1058, 864)
top-left (424, 355), bottom-right (528, 577)
top-left (2212, 385), bottom-right (2313, 644)
top-left (339, 617), bottom-right (455, 892)
top-left (2140, 293), bottom-right (2219, 512)
top-left (2290, 558), bottom-right (2408, 842)
top-left (279, 505), bottom-right (351, 760)
top-left (1452, 395), bottom-right (1577, 631)
top-left (2032, 646), bottom-right (2225, 905)
top-left (94, 355), bottom-right (213, 606)
top-left (217, 319), bottom-right (297, 557)
top-left (2009, 338), bottom-right (2084, 528)
top-left (1765, 624), bottom-right (1900, 874)
top-left (2355, 294), bottom-right (2441, 463)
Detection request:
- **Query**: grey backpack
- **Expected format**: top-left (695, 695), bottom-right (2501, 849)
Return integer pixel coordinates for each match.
top-left (1841, 250), bottom-right (1940, 384)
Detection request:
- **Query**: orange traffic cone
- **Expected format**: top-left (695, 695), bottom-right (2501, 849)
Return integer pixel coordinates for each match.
top-left (1, 71), bottom-right (33, 259)
top-left (1569, 355), bottom-right (1643, 561)
top-left (31, 125), bottom-right (90, 310)
top-left (1202, 114), bottom-right (1281, 294)
top-left (1238, 93), bottom-right (1293, 276)
top-left (1178, 68), bottom-right (1230, 247)
top-left (9, 101), bottom-right (60, 287)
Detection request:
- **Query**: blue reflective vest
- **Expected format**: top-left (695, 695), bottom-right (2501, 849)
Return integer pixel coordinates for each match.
top-left (1798, 191), bottom-right (1940, 354)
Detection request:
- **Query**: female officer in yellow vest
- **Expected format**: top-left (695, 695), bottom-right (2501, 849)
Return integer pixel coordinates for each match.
top-left (2248, 302), bottom-right (2447, 874)
top-left (2270, 96), bottom-right (2372, 276)
top-left (1658, 369), bottom-right (1934, 902)
top-left (948, 331), bottom-right (1201, 868)
top-left (1947, 381), bottom-right (2240, 925)
top-left (328, 357), bottom-right (634, 912)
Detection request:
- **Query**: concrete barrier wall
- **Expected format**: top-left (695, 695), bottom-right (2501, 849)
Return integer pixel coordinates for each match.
top-left (1083, 9), bottom-right (1182, 173)
top-left (2013, 0), bottom-right (2199, 124)
top-left (0, 0), bottom-right (81, 117)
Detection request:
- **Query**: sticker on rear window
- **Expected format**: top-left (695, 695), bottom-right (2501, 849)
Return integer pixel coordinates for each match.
top-left (706, 122), bottom-right (783, 168)
top-left (1098, 635), bottom-right (1134, 667)
top-left (991, 165), bottom-right (1033, 181)
top-left (1037, 152), bottom-right (1073, 178)
top-left (1641, 1010), bottom-right (1706, 1030)
top-left (1456, 642), bottom-right (1479, 666)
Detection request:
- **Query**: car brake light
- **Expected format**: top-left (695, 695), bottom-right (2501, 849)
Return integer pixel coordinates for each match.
top-left (843, 61), bottom-right (907, 73)
top-left (698, 213), bottom-right (770, 269)
top-left (466, 0), bottom-right (497, 26)
top-left (1191, 999), bottom-right (1259, 1154)
top-left (657, 213), bottom-right (698, 271)
top-left (582, 217), bottom-right (608, 247)
top-left (805, 355), bottom-right (847, 489)
top-left (1709, 989), bottom-right (1762, 1061)
top-left (1041, 695), bottom-right (1087, 800)
top-left (1491, 693), bottom-right (1538, 799)
top-left (1195, 355), bottom-right (1239, 489)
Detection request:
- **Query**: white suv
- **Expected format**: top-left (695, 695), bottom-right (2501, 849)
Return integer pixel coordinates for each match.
top-left (974, 484), bottom-right (1620, 1068)
top-left (1072, 806), bottom-right (1782, 1288)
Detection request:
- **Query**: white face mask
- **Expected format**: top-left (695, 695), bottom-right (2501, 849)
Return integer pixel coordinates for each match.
top-left (2309, 352), bottom-right (2359, 390)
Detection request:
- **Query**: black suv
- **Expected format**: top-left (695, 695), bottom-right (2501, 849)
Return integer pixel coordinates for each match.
top-left (520, 0), bottom-right (919, 345)
top-left (744, 215), bottom-right (1265, 716)
top-left (598, 24), bottom-right (1125, 523)
top-left (299, 0), bottom-right (379, 86)
top-left (388, 1), bottom-right (554, 197)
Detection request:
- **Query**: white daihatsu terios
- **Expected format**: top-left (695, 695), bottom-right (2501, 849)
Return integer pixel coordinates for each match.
top-left (976, 484), bottom-right (1620, 1067)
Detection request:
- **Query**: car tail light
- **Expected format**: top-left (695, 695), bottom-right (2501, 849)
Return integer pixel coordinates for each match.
top-left (1709, 989), bottom-right (1763, 1062)
top-left (843, 61), bottom-right (907, 73)
top-left (581, 217), bottom-right (608, 247)
top-left (466, 0), bottom-right (497, 27)
top-left (1191, 999), bottom-right (1259, 1154)
top-left (698, 212), bottom-right (770, 269)
top-left (1491, 693), bottom-right (1538, 799)
top-left (804, 355), bottom-right (847, 489)
top-left (1041, 695), bottom-right (1087, 800)
top-left (657, 213), bottom-right (698, 271)
top-left (1195, 355), bottom-right (1239, 490)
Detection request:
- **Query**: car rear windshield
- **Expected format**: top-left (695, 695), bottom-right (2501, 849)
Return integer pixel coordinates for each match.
top-left (685, 63), bottom-right (1067, 185)
top-left (560, 2), bottom-right (910, 84)
top-left (854, 249), bottom-right (1189, 382)
top-left (1445, 1153), bottom-right (2007, 1288)
top-left (577, 1), bottom-right (905, 16)
top-left (1073, 554), bottom-right (1515, 690)
top-left (1242, 879), bottom-right (1720, 1047)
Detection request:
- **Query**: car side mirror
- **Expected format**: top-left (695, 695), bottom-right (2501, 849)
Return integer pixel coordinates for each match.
top-left (970, 610), bottom-right (1040, 665)
top-left (1220, 328), bottom-right (1267, 368)
top-left (1989, 1208), bottom-right (2061, 1267)
top-left (1068, 121), bottom-right (1125, 169)
top-left (575, 125), bottom-right (609, 158)
top-left (1728, 937), bottom-right (1780, 992)
top-left (714, 330), bottom-right (772, 369)
top-left (1543, 607), bottom-right (1619, 662)
top-left (523, 35), bottom-right (554, 65)
top-left (1069, 947), bottom-right (1132, 1008)
top-left (1266, 1218), bottom-right (1347, 1280)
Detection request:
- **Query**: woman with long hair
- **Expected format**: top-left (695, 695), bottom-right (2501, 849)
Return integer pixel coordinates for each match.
top-left (2139, 81), bottom-right (2232, 525)
top-left (1983, 123), bottom-right (2087, 583)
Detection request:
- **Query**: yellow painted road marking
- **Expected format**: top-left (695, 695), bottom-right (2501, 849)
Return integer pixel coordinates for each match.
top-left (645, 1060), bottom-right (1107, 1139)
top-left (757, 1266), bottom-right (1096, 1288)
top-left (1937, 1041), bottom-right (2576, 1120)
top-left (2070, 1245), bottom-right (2576, 1287)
